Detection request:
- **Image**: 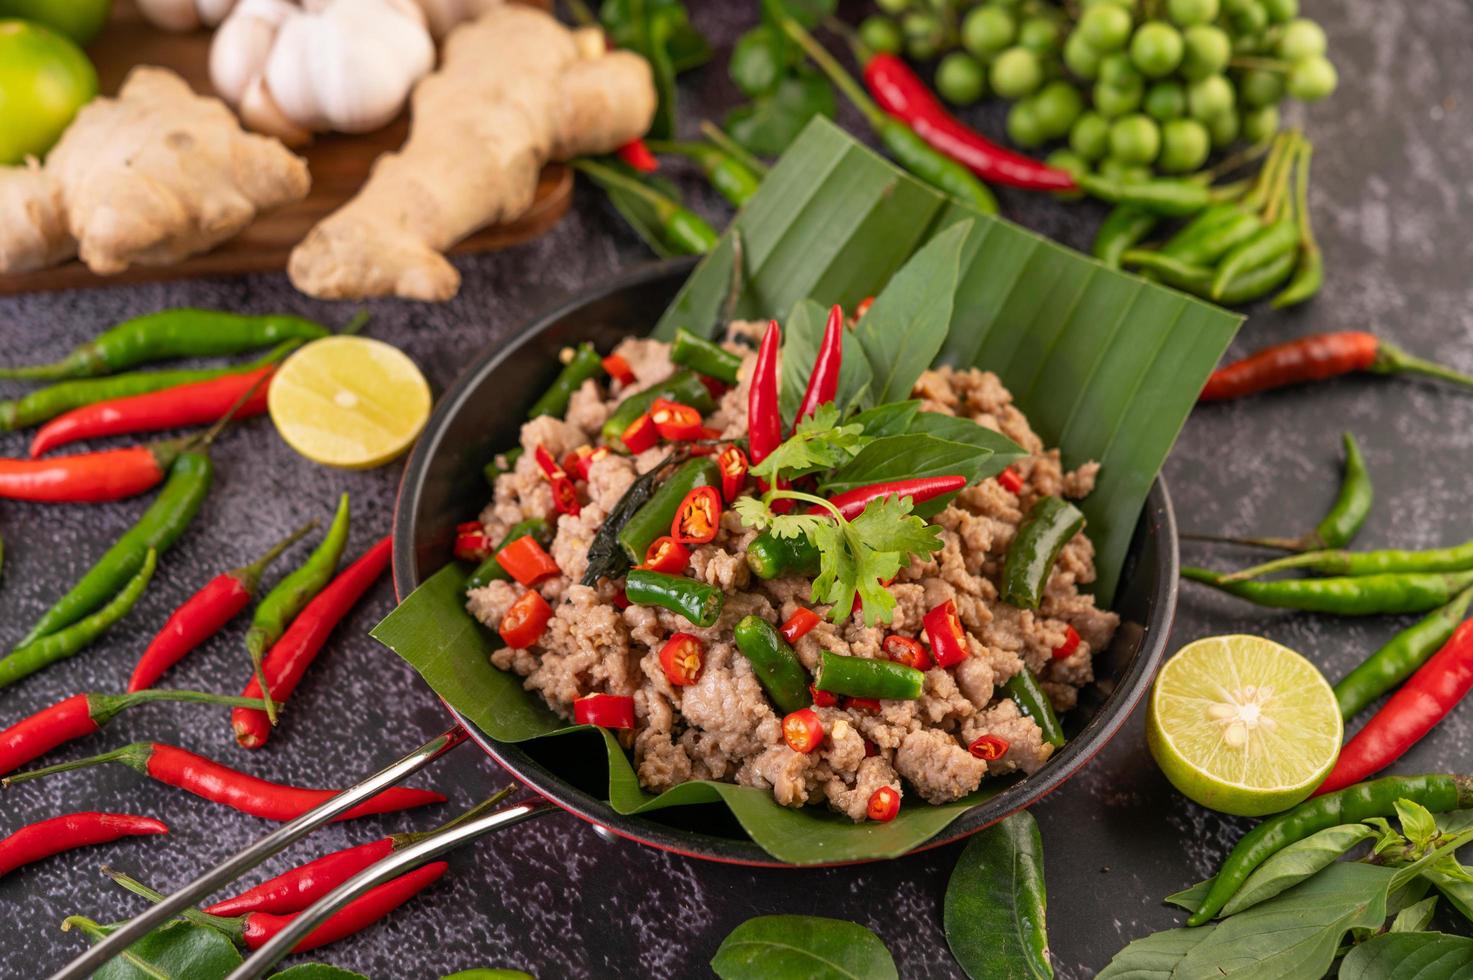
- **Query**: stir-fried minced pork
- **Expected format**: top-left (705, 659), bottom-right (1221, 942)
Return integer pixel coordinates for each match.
top-left (467, 327), bottom-right (1119, 821)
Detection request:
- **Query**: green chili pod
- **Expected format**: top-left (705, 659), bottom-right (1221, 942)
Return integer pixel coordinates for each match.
top-left (646, 140), bottom-right (763, 208)
top-left (1211, 218), bottom-right (1299, 298)
top-left (814, 650), bottom-right (924, 700)
top-left (1270, 246), bottom-right (1324, 309)
top-left (1001, 496), bottom-right (1086, 610)
top-left (746, 530), bottom-right (821, 581)
top-left (483, 447), bottom-right (523, 489)
top-left (528, 343), bottom-right (605, 420)
top-left (1157, 203), bottom-right (1244, 256)
top-left (1161, 208), bottom-right (1264, 266)
top-left (879, 121), bottom-right (999, 214)
top-left (1093, 206), bottom-right (1159, 268)
top-left (601, 370), bottom-right (718, 447)
top-left (19, 452), bottom-right (212, 646)
top-left (670, 327), bottom-right (742, 383)
top-left (1005, 671), bottom-right (1065, 748)
top-left (1225, 539), bottom-right (1473, 583)
top-left (1121, 250), bottom-right (1214, 293)
top-left (618, 458), bottom-right (720, 563)
top-left (664, 209), bottom-right (721, 256)
top-left (1077, 173), bottom-right (1216, 217)
top-left (1315, 432), bottom-right (1372, 550)
top-left (1332, 586), bottom-right (1473, 721)
top-left (1213, 248), bottom-right (1298, 305)
top-left (733, 614), bottom-right (812, 714)
top-left (467, 518), bottom-right (553, 590)
top-left (1181, 566), bottom-right (1473, 615)
top-left (625, 569), bottom-right (724, 627)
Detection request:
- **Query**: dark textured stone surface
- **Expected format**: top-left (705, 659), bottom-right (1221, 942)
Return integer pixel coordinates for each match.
top-left (3, 1), bottom-right (1473, 976)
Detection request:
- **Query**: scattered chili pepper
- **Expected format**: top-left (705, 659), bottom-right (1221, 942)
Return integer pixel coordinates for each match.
top-left (621, 414), bottom-right (659, 454)
top-left (746, 529), bottom-right (821, 580)
top-left (467, 518), bottom-right (553, 591)
top-left (671, 486), bottom-right (722, 545)
top-left (1, 689), bottom-right (266, 777)
top-left (670, 327), bottom-right (742, 384)
top-left (996, 467), bottom-right (1023, 495)
top-left (0, 549), bottom-right (158, 690)
top-left (867, 786), bottom-right (901, 822)
top-left (819, 474), bottom-right (968, 521)
top-left (582, 450), bottom-right (686, 586)
top-left (884, 635), bottom-right (931, 671)
top-left (1001, 496), bottom-right (1087, 610)
top-left (572, 158), bottom-right (719, 256)
top-left (1092, 205), bottom-right (1158, 268)
top-left (494, 535), bottom-right (561, 589)
top-left (453, 521), bottom-right (493, 563)
top-left (1210, 218), bottom-right (1299, 300)
top-left (625, 569), bottom-right (724, 627)
top-left (499, 590), bottom-right (552, 649)
top-left (574, 693), bottom-right (636, 729)
top-left (617, 457), bottom-right (719, 563)
top-left (718, 445), bottom-right (748, 504)
top-left (1159, 203), bottom-right (1263, 267)
top-left (602, 353), bottom-right (636, 386)
top-left (1201, 332), bottom-right (1473, 402)
top-left (1051, 626), bottom-right (1082, 661)
top-left (533, 445), bottom-right (581, 516)
top-left (809, 684), bottom-right (838, 708)
top-left (794, 305), bottom-right (844, 429)
top-left (650, 398), bottom-right (704, 442)
top-left (0, 438), bottom-right (189, 504)
top-left (235, 537), bottom-right (392, 748)
top-left (1005, 672), bottom-right (1065, 748)
top-left (1076, 173), bottom-right (1227, 218)
top-left (1334, 586), bottom-right (1473, 721)
top-left (1272, 138), bottom-right (1323, 309)
top-left (814, 650), bottom-right (924, 701)
top-left (968, 735), bottom-right (1010, 761)
top-left (1189, 773), bottom-right (1473, 925)
top-left (780, 608), bottom-right (821, 645)
top-left (733, 615), bottom-right (811, 715)
top-left (1182, 566), bottom-right (1473, 616)
top-left (659, 633), bottom-right (704, 686)
top-left (3, 742), bottom-right (444, 821)
top-left (782, 708), bottom-right (824, 754)
top-left (1207, 431), bottom-right (1370, 552)
top-left (0, 812), bottom-right (167, 878)
top-left (1225, 538), bottom-right (1473, 584)
top-left (923, 600), bottom-right (969, 669)
top-left (1214, 248), bottom-right (1299, 305)
top-left (748, 320), bottom-right (783, 469)
top-left (639, 536), bottom-right (691, 575)
top-left (617, 139), bottom-right (659, 174)
top-left (846, 697), bottom-right (882, 713)
top-left (645, 139), bottom-right (762, 208)
top-left (528, 343), bottom-right (605, 420)
top-left (602, 370), bottom-right (717, 447)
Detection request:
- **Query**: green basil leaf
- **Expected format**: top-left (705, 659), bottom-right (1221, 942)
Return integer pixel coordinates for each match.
top-left (62, 918), bottom-right (242, 980)
top-left (729, 25), bottom-right (791, 97)
top-left (849, 401), bottom-right (921, 436)
top-left (767, 0), bottom-right (837, 28)
top-left (1436, 810), bottom-right (1473, 837)
top-left (725, 69), bottom-right (835, 158)
top-left (710, 915), bottom-right (897, 980)
top-left (778, 298), bottom-right (873, 424)
top-left (1428, 869), bottom-right (1473, 924)
top-left (1339, 932), bottom-right (1473, 980)
top-left (270, 967), bottom-right (370, 980)
top-left (820, 434), bottom-right (1017, 497)
top-left (1398, 799), bottom-right (1441, 850)
top-left (1390, 895), bottom-right (1440, 933)
top-left (944, 811), bottom-right (1052, 980)
top-left (1163, 824), bottom-right (1377, 917)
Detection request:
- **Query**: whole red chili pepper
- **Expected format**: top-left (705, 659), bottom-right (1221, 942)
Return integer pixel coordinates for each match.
top-left (794, 305), bottom-right (844, 429)
top-left (235, 536), bottom-right (392, 748)
top-left (817, 474), bottom-right (968, 520)
top-left (3, 741), bottom-right (444, 821)
top-left (0, 439), bottom-right (190, 503)
top-left (1200, 331), bottom-right (1473, 402)
top-left (0, 812), bottom-right (167, 877)
top-left (748, 320), bottom-right (782, 467)
top-left (29, 366), bottom-right (275, 458)
top-left (617, 139), bottom-right (659, 174)
top-left (859, 50), bottom-right (1076, 192)
top-left (1314, 620), bottom-right (1473, 796)
top-left (128, 521), bottom-right (316, 692)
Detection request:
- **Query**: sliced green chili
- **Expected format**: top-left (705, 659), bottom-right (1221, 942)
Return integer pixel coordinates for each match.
top-left (1005, 671), bottom-right (1065, 748)
top-left (670, 327), bottom-right (742, 383)
top-left (1181, 566), bottom-right (1473, 616)
top-left (1093, 205), bottom-right (1158, 268)
top-left (601, 370), bottom-right (717, 448)
top-left (467, 518), bottom-right (553, 590)
top-left (814, 650), bottom-right (924, 701)
top-left (746, 529), bottom-right (821, 581)
top-left (617, 457), bottom-right (719, 563)
top-left (624, 569), bottom-right (724, 627)
top-left (528, 343), bottom-right (605, 420)
top-left (1001, 496), bottom-right (1086, 610)
top-left (1333, 586), bottom-right (1473, 721)
top-left (733, 614), bottom-right (811, 714)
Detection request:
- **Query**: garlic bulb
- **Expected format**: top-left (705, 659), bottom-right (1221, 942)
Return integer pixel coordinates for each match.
top-left (210, 0), bottom-right (434, 145)
top-left (135, 0), bottom-right (240, 32)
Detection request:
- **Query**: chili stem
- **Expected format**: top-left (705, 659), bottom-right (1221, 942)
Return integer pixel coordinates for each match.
top-left (1180, 531), bottom-right (1301, 552)
top-left (1202, 138), bottom-right (1274, 181)
top-left (1375, 344), bottom-right (1473, 390)
top-left (571, 159), bottom-right (679, 220)
top-left (394, 787), bottom-right (515, 846)
top-left (103, 866), bottom-right (234, 934)
top-left (1262, 132), bottom-right (1301, 224)
top-left (2, 744), bottom-right (134, 786)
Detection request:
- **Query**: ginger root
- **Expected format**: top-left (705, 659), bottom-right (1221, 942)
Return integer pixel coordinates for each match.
top-left (0, 67), bottom-right (310, 277)
top-left (288, 3), bottom-right (656, 301)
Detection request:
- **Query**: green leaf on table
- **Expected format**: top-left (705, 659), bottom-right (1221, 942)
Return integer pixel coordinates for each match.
top-left (710, 915), bottom-right (897, 980)
top-left (1339, 931), bottom-right (1473, 980)
top-left (778, 299), bottom-right (873, 423)
top-left (600, 0), bottom-right (710, 138)
top-left (439, 970), bottom-right (536, 980)
top-left (944, 811), bottom-right (1052, 980)
top-left (270, 966), bottom-right (370, 980)
top-left (1390, 895), bottom-right (1440, 933)
top-left (725, 69), bottom-right (835, 158)
top-left (62, 918), bottom-right (242, 980)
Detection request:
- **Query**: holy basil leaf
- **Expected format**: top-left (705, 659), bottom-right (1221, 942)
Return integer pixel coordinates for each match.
top-left (820, 434), bottom-right (1010, 496)
top-left (1428, 870), bottom-right (1473, 924)
top-left (1390, 895), bottom-right (1440, 933)
top-left (849, 401), bottom-right (921, 437)
top-left (270, 967), bottom-right (370, 980)
top-left (710, 915), bottom-right (898, 980)
top-left (1436, 810), bottom-right (1473, 836)
top-left (1399, 799), bottom-right (1441, 850)
top-left (853, 220), bottom-right (967, 406)
top-left (726, 69), bottom-right (835, 158)
top-left (63, 918), bottom-right (242, 980)
top-left (944, 811), bottom-right (1052, 980)
top-left (730, 24), bottom-right (792, 97)
top-left (778, 299), bottom-right (873, 423)
top-left (1339, 931), bottom-right (1473, 980)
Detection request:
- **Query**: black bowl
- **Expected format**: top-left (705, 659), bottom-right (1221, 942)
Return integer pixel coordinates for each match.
top-left (392, 258), bottom-right (1179, 867)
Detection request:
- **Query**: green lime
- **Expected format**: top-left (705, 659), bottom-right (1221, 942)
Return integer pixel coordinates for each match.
top-left (1188, 73), bottom-right (1235, 119)
top-left (1277, 18), bottom-right (1327, 60)
top-left (859, 15), bottom-right (904, 56)
top-left (1033, 78), bottom-right (1084, 137)
top-left (0, 20), bottom-right (96, 165)
top-left (1147, 635), bottom-right (1342, 817)
top-left (1240, 103), bottom-right (1279, 143)
top-left (1144, 80), bottom-right (1186, 120)
top-left (1069, 110), bottom-right (1111, 160)
top-left (1093, 78), bottom-right (1143, 117)
top-left (963, 6), bottom-right (1016, 57)
top-left (1063, 31), bottom-right (1103, 79)
top-left (1108, 112), bottom-right (1160, 164)
top-left (1007, 98), bottom-right (1047, 147)
top-left (936, 52), bottom-right (986, 105)
top-left (0, 0), bottom-right (111, 44)
top-left (1287, 55), bottom-right (1337, 101)
top-left (1180, 24), bottom-right (1231, 80)
top-left (1238, 67), bottom-right (1285, 107)
top-left (1166, 0), bottom-right (1218, 27)
top-left (990, 46), bottom-right (1044, 98)
top-left (1158, 118), bottom-right (1210, 172)
top-left (1078, 2), bottom-right (1132, 51)
top-left (1129, 21), bottom-right (1184, 78)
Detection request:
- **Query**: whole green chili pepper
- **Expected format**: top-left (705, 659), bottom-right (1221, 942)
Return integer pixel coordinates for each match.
top-left (1314, 431), bottom-right (1372, 550)
top-left (624, 569), bottom-right (724, 627)
top-left (746, 529), bottom-right (821, 580)
top-left (19, 451), bottom-right (212, 647)
top-left (670, 327), bottom-right (742, 384)
top-left (1161, 207), bottom-right (1264, 267)
top-left (483, 447), bottom-right (523, 490)
top-left (618, 457), bottom-right (720, 564)
top-left (0, 311), bottom-right (333, 381)
top-left (1333, 586), bottom-right (1473, 721)
top-left (601, 370), bottom-right (718, 447)
top-left (814, 649), bottom-right (924, 700)
top-left (0, 550), bottom-right (157, 689)
top-left (1213, 248), bottom-right (1299, 305)
top-left (467, 518), bottom-right (553, 590)
top-left (1189, 772), bottom-right (1473, 925)
top-left (733, 614), bottom-right (811, 714)
top-left (645, 139), bottom-right (763, 208)
top-left (0, 341), bottom-right (300, 431)
top-left (1180, 566), bottom-right (1473, 615)
top-left (244, 493), bottom-right (350, 723)
top-left (1271, 138), bottom-right (1323, 309)
top-left (572, 158), bottom-right (718, 256)
top-left (1076, 173), bottom-right (1223, 218)
top-left (1225, 539), bottom-right (1473, 583)
top-left (1001, 496), bottom-right (1086, 610)
top-left (1210, 218), bottom-right (1299, 298)
top-left (1122, 250), bottom-right (1214, 293)
top-left (1005, 671), bottom-right (1065, 748)
top-left (527, 343), bottom-right (605, 420)
top-left (1093, 206), bottom-right (1158, 268)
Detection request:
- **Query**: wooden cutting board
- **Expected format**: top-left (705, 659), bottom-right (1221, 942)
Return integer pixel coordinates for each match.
top-left (0, 0), bottom-right (571, 297)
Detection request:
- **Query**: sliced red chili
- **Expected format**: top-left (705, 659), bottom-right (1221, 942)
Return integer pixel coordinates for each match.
top-left (561, 448), bottom-right (584, 475)
top-left (855, 296), bottom-right (875, 320)
top-left (862, 738), bottom-right (879, 758)
top-left (651, 398), bottom-right (704, 442)
top-left (780, 608), bottom-right (820, 645)
top-left (845, 697), bottom-right (882, 713)
top-left (883, 635), bottom-right (932, 671)
top-left (782, 708), bottom-right (824, 754)
top-left (997, 467), bottom-right (1024, 495)
top-left (658, 633), bottom-right (704, 686)
top-left (533, 445), bottom-right (563, 479)
top-left (496, 536), bottom-right (561, 588)
top-left (639, 536), bottom-right (691, 574)
top-left (718, 445), bottom-right (749, 503)
top-left (924, 599), bottom-right (969, 668)
top-left (563, 446), bottom-right (608, 481)
top-left (548, 475), bottom-right (580, 516)
top-left (809, 684), bottom-right (838, 708)
top-left (867, 786), bottom-right (900, 822)
top-left (968, 734), bottom-right (1010, 761)
top-left (499, 590), bottom-right (552, 649)
top-left (620, 414), bottom-right (659, 454)
top-left (671, 486), bottom-right (722, 545)
top-left (574, 693), bottom-right (636, 730)
top-left (602, 353), bottom-right (635, 385)
top-left (699, 375), bottom-right (729, 400)
top-left (1051, 625), bottom-right (1082, 661)
top-left (453, 521), bottom-right (493, 563)
top-left (611, 589), bottom-right (631, 610)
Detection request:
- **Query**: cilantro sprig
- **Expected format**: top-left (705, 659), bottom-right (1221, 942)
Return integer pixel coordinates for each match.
top-left (748, 404), bottom-right (869, 482)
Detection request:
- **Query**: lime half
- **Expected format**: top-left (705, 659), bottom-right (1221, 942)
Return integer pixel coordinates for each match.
top-left (1147, 634), bottom-right (1341, 816)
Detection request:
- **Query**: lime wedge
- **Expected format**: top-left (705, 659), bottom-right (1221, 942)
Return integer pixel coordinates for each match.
top-left (268, 336), bottom-right (431, 470)
top-left (1147, 634), bottom-right (1342, 816)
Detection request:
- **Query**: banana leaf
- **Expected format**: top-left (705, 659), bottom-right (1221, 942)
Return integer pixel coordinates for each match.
top-left (375, 118), bottom-right (1242, 865)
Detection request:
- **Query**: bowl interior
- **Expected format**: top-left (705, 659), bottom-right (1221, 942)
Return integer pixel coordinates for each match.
top-left (393, 259), bottom-right (1179, 866)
